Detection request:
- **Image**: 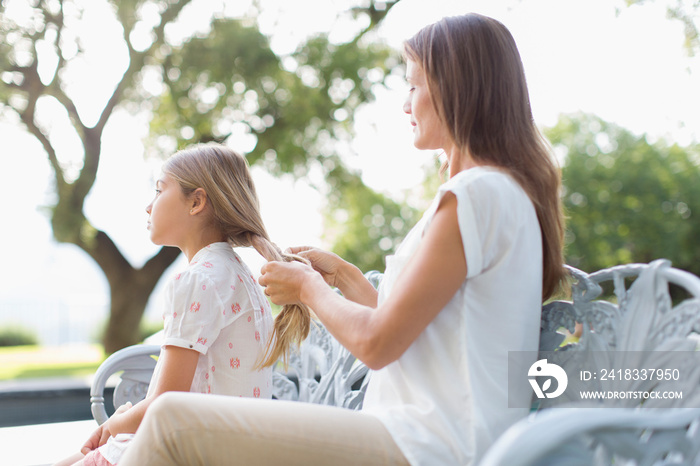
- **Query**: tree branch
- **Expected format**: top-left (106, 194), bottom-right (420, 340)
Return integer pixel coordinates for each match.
top-left (350, 0), bottom-right (403, 44)
top-left (82, 229), bottom-right (134, 283)
top-left (70, 0), bottom-right (194, 211)
top-left (81, 230), bottom-right (176, 298)
top-left (95, 0), bottom-right (194, 132)
top-left (16, 56), bottom-right (67, 188)
top-left (138, 246), bottom-right (182, 288)
top-left (19, 107), bottom-right (66, 188)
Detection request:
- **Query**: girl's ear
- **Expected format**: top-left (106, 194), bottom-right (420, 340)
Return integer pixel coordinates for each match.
top-left (189, 188), bottom-right (208, 215)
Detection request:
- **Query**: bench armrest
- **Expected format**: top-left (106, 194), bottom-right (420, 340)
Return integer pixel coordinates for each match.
top-left (90, 345), bottom-right (160, 425)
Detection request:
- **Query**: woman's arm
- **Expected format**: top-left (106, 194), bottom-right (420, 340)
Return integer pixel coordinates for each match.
top-left (81, 345), bottom-right (199, 453)
top-left (261, 192), bottom-right (466, 370)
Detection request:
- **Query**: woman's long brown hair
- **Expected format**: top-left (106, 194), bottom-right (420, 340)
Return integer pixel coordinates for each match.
top-left (405, 14), bottom-right (566, 300)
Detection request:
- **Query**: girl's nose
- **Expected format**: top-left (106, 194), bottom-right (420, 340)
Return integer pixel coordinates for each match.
top-left (145, 203), bottom-right (152, 214)
top-left (402, 95), bottom-right (411, 114)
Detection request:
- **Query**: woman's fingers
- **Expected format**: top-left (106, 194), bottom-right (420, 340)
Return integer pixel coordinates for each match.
top-left (259, 261), bottom-right (310, 305)
top-left (283, 247), bottom-right (342, 287)
top-left (259, 262), bottom-right (290, 304)
top-left (286, 245), bottom-right (314, 255)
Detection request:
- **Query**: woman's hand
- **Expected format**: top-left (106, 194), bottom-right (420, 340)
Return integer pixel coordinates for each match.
top-left (286, 246), bottom-right (346, 288)
top-left (287, 246), bottom-right (377, 307)
top-left (259, 260), bottom-right (322, 306)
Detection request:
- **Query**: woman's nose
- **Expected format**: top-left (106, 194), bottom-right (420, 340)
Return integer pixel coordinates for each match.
top-left (402, 95), bottom-right (411, 114)
top-left (145, 203), bottom-right (152, 214)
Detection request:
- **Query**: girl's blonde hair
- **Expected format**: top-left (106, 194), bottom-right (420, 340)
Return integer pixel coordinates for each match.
top-left (405, 14), bottom-right (566, 300)
top-left (163, 143), bottom-right (310, 367)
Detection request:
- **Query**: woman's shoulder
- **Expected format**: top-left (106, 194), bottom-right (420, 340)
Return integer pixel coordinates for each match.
top-left (435, 166), bottom-right (535, 231)
top-left (439, 166), bottom-right (522, 199)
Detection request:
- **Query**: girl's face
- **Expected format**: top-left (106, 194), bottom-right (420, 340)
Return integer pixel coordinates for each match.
top-left (145, 173), bottom-right (192, 248)
top-left (403, 60), bottom-right (452, 152)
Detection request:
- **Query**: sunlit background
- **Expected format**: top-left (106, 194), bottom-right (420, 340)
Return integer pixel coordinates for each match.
top-left (1, 0), bottom-right (699, 464)
top-left (1, 0), bottom-right (698, 346)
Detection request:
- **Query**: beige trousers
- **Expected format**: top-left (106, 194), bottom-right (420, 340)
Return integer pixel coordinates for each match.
top-left (120, 392), bottom-right (410, 466)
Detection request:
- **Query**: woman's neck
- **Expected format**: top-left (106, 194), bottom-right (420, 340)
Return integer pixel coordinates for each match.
top-left (446, 146), bottom-right (480, 178)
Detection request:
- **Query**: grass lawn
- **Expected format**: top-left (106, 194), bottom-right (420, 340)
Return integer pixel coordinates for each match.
top-left (0, 344), bottom-right (105, 381)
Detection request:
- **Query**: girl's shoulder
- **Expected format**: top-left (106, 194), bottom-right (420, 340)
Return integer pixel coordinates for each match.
top-left (166, 260), bottom-right (264, 318)
top-left (171, 243), bottom-right (248, 290)
top-left (189, 243), bottom-right (241, 271)
top-left (174, 244), bottom-right (265, 310)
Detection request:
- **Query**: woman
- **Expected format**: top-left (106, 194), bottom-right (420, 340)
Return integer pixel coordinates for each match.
top-left (121, 13), bottom-right (566, 466)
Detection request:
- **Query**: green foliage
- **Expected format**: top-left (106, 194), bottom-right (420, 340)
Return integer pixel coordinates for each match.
top-left (0, 345), bottom-right (103, 381)
top-left (322, 157), bottom-right (443, 274)
top-left (548, 113), bottom-right (700, 276)
top-left (147, 16), bottom-right (400, 183)
top-left (0, 325), bottom-right (38, 347)
top-left (139, 320), bottom-right (163, 342)
top-left (323, 164), bottom-right (420, 273)
top-left (626, 0), bottom-right (699, 55)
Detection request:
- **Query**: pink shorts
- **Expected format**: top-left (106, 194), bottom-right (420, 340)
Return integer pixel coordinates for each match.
top-left (83, 449), bottom-right (113, 466)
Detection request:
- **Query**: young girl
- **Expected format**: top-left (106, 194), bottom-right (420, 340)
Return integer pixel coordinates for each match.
top-left (55, 143), bottom-right (310, 466)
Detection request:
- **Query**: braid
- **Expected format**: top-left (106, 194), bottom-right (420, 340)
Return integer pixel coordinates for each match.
top-left (250, 233), bottom-right (312, 368)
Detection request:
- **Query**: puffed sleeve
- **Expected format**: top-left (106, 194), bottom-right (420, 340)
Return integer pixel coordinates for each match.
top-left (161, 270), bottom-right (224, 354)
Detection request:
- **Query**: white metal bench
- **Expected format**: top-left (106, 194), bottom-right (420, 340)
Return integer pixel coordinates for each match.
top-left (482, 259), bottom-right (700, 465)
top-left (89, 261), bottom-right (700, 465)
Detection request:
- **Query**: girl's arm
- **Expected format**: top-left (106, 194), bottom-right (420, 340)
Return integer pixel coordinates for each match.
top-left (261, 192), bottom-right (466, 370)
top-left (81, 345), bottom-right (199, 453)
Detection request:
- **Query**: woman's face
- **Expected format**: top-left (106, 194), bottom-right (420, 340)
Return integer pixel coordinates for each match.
top-left (403, 60), bottom-right (451, 151)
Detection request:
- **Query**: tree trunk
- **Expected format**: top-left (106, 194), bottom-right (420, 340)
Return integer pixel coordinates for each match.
top-left (103, 279), bottom-right (154, 353)
top-left (99, 244), bottom-right (182, 353)
top-left (60, 226), bottom-right (183, 353)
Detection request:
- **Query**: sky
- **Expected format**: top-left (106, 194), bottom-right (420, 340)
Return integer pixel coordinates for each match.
top-left (1, 0), bottom-right (699, 345)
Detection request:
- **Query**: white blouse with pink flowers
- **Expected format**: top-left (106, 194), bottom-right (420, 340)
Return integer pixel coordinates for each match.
top-left (149, 242), bottom-right (273, 399)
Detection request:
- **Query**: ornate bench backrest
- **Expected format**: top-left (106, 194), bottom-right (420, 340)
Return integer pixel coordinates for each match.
top-left (482, 260), bottom-right (700, 466)
top-left (541, 260), bottom-right (700, 351)
top-left (269, 269), bottom-right (382, 409)
top-left (537, 260), bottom-right (700, 407)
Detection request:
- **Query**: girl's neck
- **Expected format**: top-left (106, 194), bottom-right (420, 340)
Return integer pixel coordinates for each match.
top-left (181, 230), bottom-right (227, 262)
